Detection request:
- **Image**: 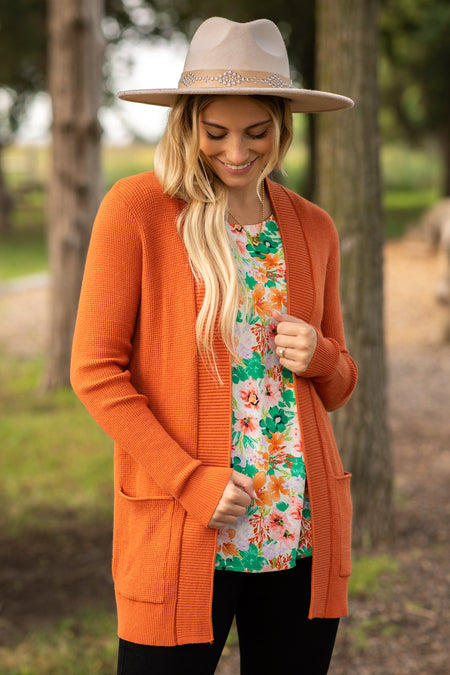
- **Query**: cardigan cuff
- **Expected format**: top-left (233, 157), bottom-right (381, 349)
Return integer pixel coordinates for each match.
top-left (301, 331), bottom-right (340, 381)
top-left (177, 464), bottom-right (234, 528)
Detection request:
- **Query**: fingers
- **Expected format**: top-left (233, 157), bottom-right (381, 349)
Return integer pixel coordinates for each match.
top-left (231, 469), bottom-right (256, 499)
top-left (272, 310), bottom-right (317, 374)
top-left (272, 309), bottom-right (304, 328)
top-left (208, 471), bottom-right (254, 529)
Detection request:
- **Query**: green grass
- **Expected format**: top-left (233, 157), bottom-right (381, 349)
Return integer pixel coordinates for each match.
top-left (349, 554), bottom-right (399, 598)
top-left (102, 143), bottom-right (155, 188)
top-left (0, 356), bottom-right (116, 671)
top-left (0, 357), bottom-right (113, 534)
top-left (0, 227), bottom-right (47, 280)
top-left (0, 607), bottom-right (117, 675)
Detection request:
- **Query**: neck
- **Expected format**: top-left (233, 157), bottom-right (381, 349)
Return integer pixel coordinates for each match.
top-left (227, 180), bottom-right (267, 224)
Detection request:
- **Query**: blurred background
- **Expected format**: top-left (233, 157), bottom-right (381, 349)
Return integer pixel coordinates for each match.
top-left (0, 1), bottom-right (449, 673)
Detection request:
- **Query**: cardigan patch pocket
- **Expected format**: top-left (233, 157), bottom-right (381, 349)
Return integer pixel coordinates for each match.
top-left (334, 472), bottom-right (353, 577)
top-left (113, 489), bottom-right (174, 603)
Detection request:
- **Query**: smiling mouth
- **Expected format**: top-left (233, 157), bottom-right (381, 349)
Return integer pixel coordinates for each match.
top-left (219, 158), bottom-right (256, 172)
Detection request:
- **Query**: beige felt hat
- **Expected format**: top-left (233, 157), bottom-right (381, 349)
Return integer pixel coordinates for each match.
top-left (118, 17), bottom-right (354, 113)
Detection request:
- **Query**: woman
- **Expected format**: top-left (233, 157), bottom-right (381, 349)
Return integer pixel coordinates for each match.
top-left (71, 17), bottom-right (357, 675)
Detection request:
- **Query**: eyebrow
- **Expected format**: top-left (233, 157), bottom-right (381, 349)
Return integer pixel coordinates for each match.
top-left (201, 118), bottom-right (272, 131)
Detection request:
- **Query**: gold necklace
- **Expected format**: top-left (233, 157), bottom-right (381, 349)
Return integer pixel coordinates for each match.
top-left (228, 182), bottom-right (266, 246)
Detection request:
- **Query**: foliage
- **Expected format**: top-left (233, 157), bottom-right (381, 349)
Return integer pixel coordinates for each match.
top-left (0, 0), bottom-right (47, 141)
top-left (140, 0), bottom-right (316, 87)
top-left (380, 0), bottom-right (450, 141)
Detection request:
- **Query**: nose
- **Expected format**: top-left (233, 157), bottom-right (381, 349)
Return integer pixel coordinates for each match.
top-left (226, 135), bottom-right (249, 165)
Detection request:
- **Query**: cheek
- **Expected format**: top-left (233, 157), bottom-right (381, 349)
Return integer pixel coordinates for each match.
top-left (260, 134), bottom-right (276, 158)
top-left (199, 136), bottom-right (220, 159)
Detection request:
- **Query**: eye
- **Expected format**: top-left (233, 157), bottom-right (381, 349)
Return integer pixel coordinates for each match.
top-left (206, 131), bottom-right (226, 140)
top-left (247, 129), bottom-right (269, 140)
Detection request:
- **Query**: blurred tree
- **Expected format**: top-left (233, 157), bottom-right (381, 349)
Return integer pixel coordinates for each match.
top-left (44, 0), bottom-right (104, 390)
top-left (380, 0), bottom-right (450, 195)
top-left (316, 0), bottom-right (392, 547)
top-left (0, 0), bottom-right (159, 234)
top-left (0, 0), bottom-right (47, 232)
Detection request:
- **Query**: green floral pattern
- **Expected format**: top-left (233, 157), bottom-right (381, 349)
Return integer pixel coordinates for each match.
top-left (215, 216), bottom-right (312, 573)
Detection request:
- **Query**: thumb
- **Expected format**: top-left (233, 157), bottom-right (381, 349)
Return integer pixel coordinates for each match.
top-left (231, 470), bottom-right (256, 499)
top-left (272, 309), bottom-right (284, 322)
top-left (272, 309), bottom-right (304, 325)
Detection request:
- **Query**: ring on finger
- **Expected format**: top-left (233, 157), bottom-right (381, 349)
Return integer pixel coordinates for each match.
top-left (279, 347), bottom-right (285, 358)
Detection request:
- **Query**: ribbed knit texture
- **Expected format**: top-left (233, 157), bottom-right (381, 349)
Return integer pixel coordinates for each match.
top-left (71, 172), bottom-right (357, 645)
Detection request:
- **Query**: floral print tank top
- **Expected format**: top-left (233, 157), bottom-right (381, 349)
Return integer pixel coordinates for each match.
top-left (215, 214), bottom-right (313, 573)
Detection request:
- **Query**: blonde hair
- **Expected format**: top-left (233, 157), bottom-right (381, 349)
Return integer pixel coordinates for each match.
top-left (154, 94), bottom-right (293, 373)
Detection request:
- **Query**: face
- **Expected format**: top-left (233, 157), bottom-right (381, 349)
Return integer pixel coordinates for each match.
top-left (198, 96), bottom-right (276, 193)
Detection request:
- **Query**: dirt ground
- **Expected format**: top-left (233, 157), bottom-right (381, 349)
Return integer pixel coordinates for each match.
top-left (0, 236), bottom-right (449, 673)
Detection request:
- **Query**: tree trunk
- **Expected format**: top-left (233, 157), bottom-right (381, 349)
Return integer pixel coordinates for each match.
top-left (315, 0), bottom-right (393, 547)
top-left (0, 143), bottom-right (13, 234)
top-left (302, 114), bottom-right (316, 201)
top-left (44, 0), bottom-right (104, 390)
top-left (440, 120), bottom-right (450, 198)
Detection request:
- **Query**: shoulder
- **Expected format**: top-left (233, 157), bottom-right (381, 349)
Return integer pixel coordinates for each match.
top-left (108, 170), bottom-right (179, 212)
top-left (267, 179), bottom-right (338, 243)
top-left (93, 171), bottom-right (182, 243)
top-left (103, 171), bottom-right (184, 223)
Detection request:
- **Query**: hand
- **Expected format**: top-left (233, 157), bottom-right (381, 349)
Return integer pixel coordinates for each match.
top-left (208, 470), bottom-right (254, 529)
top-left (272, 309), bottom-right (318, 375)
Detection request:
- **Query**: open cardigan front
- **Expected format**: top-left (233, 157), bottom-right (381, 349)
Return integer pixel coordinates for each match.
top-left (71, 172), bottom-right (357, 646)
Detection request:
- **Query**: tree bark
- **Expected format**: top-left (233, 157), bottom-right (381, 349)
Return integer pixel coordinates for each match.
top-left (44, 0), bottom-right (104, 390)
top-left (441, 120), bottom-right (450, 198)
top-left (0, 143), bottom-right (13, 234)
top-left (315, 0), bottom-right (393, 547)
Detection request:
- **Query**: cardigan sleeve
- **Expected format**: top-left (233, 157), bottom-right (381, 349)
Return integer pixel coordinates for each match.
top-left (299, 215), bottom-right (357, 411)
top-left (70, 182), bottom-right (232, 528)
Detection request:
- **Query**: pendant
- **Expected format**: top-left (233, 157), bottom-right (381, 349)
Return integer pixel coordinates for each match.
top-left (251, 234), bottom-right (260, 246)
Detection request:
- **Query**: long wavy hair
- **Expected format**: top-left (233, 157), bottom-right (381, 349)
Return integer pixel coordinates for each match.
top-left (154, 94), bottom-right (293, 374)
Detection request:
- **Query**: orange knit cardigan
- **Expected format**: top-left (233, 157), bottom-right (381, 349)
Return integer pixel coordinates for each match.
top-left (71, 171), bottom-right (357, 646)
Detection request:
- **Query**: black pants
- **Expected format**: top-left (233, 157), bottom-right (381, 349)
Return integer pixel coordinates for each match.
top-left (117, 557), bottom-right (339, 675)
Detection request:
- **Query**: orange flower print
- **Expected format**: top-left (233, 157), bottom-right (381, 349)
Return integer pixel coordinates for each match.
top-left (266, 552), bottom-right (293, 571)
top-left (299, 515), bottom-right (312, 550)
top-left (268, 431), bottom-right (286, 455)
top-left (253, 447), bottom-right (270, 471)
top-left (288, 495), bottom-right (304, 521)
top-left (249, 512), bottom-right (270, 548)
top-left (267, 474), bottom-right (290, 502)
top-left (217, 528), bottom-right (240, 558)
top-left (268, 432), bottom-right (290, 471)
top-left (253, 471), bottom-right (274, 507)
top-left (263, 380), bottom-right (279, 407)
top-left (239, 378), bottom-right (261, 409)
top-left (250, 322), bottom-right (268, 357)
top-left (268, 286), bottom-right (285, 312)
top-left (268, 510), bottom-right (296, 548)
top-left (235, 411), bottom-right (258, 434)
top-left (252, 283), bottom-right (272, 317)
top-left (262, 252), bottom-right (281, 273)
top-left (229, 222), bottom-right (244, 236)
top-left (253, 470), bottom-right (267, 494)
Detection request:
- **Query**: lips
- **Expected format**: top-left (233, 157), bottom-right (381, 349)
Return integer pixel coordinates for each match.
top-left (223, 160), bottom-right (252, 170)
top-left (218, 157), bottom-right (258, 175)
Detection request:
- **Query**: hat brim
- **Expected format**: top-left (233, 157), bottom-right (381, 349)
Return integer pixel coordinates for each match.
top-left (117, 87), bottom-right (354, 113)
